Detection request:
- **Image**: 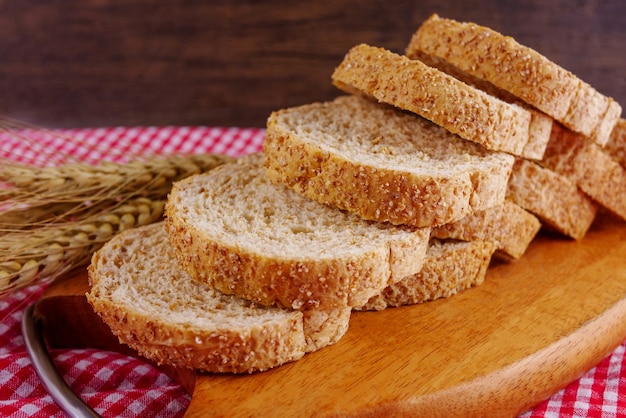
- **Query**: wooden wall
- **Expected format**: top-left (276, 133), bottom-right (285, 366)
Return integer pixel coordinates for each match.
top-left (0, 0), bottom-right (623, 128)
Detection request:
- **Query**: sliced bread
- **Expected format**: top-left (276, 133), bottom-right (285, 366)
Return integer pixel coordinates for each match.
top-left (263, 95), bottom-right (515, 228)
top-left (407, 14), bottom-right (622, 146)
top-left (86, 222), bottom-right (306, 374)
top-left (356, 239), bottom-right (496, 311)
top-left (540, 123), bottom-right (626, 222)
top-left (432, 200), bottom-right (541, 259)
top-left (331, 43), bottom-right (533, 156)
top-left (605, 118), bottom-right (626, 169)
top-left (506, 158), bottom-right (598, 240)
top-left (165, 153), bottom-right (431, 348)
top-left (407, 50), bottom-right (552, 160)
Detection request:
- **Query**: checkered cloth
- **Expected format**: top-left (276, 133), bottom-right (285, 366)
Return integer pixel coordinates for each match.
top-left (1, 126), bottom-right (625, 417)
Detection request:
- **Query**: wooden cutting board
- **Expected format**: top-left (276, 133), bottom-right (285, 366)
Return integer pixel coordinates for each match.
top-left (34, 214), bottom-right (626, 417)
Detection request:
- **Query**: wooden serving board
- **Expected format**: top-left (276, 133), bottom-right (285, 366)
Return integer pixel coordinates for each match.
top-left (34, 215), bottom-right (626, 417)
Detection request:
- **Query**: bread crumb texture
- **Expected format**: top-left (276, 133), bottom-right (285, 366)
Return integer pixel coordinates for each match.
top-left (86, 222), bottom-right (307, 373)
top-left (165, 153), bottom-right (431, 339)
top-left (264, 95), bottom-right (514, 228)
top-left (407, 14), bottom-right (621, 146)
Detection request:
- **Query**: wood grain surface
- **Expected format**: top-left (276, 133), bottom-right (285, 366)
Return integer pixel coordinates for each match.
top-left (35, 213), bottom-right (626, 417)
top-left (0, 0), bottom-right (624, 128)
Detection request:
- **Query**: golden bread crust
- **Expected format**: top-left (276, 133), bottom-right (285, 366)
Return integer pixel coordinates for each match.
top-left (541, 123), bottom-right (626, 222)
top-left (86, 223), bottom-right (307, 373)
top-left (506, 158), bottom-right (598, 239)
top-left (432, 200), bottom-right (541, 259)
top-left (407, 14), bottom-right (621, 145)
top-left (357, 240), bottom-right (496, 310)
top-left (332, 43), bottom-right (532, 156)
top-left (263, 96), bottom-right (515, 228)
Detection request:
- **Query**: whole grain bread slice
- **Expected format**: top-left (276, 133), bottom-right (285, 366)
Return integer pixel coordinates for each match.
top-left (540, 123), bottom-right (626, 222)
top-left (331, 44), bottom-right (533, 156)
top-left (407, 14), bottom-right (622, 146)
top-left (605, 118), bottom-right (626, 169)
top-left (165, 153), bottom-right (431, 349)
top-left (86, 222), bottom-right (306, 374)
top-left (506, 158), bottom-right (598, 239)
top-left (432, 200), bottom-right (541, 259)
top-left (356, 239), bottom-right (496, 311)
top-left (407, 50), bottom-right (552, 160)
top-left (263, 95), bottom-right (515, 228)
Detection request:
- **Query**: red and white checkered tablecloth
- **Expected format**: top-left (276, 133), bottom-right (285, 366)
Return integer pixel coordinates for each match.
top-left (1, 126), bottom-right (625, 417)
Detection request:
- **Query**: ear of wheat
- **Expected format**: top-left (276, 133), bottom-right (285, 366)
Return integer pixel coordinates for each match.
top-left (0, 121), bottom-right (234, 295)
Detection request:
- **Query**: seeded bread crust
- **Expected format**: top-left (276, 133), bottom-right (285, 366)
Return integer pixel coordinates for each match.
top-left (506, 158), bottom-right (598, 239)
top-left (264, 95), bottom-right (515, 228)
top-left (332, 44), bottom-right (532, 156)
top-left (407, 14), bottom-right (622, 146)
top-left (357, 240), bottom-right (496, 311)
top-left (408, 51), bottom-right (552, 161)
top-left (432, 200), bottom-right (541, 259)
top-left (165, 153), bottom-right (431, 349)
top-left (605, 118), bottom-right (626, 169)
top-left (540, 123), bottom-right (626, 222)
top-left (87, 223), bottom-right (306, 374)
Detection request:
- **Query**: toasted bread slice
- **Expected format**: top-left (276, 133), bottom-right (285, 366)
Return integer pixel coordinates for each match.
top-left (507, 158), bottom-right (598, 239)
top-left (331, 43), bottom-right (533, 156)
top-left (87, 222), bottom-right (306, 374)
top-left (357, 239), bottom-right (496, 311)
top-left (264, 95), bottom-right (515, 228)
top-left (407, 14), bottom-right (621, 146)
top-left (165, 153), bottom-right (431, 348)
top-left (432, 200), bottom-right (541, 259)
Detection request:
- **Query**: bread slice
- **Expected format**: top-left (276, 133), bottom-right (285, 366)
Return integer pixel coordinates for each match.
top-left (432, 200), bottom-right (541, 259)
top-left (263, 95), bottom-right (515, 228)
top-left (331, 43), bottom-right (533, 156)
top-left (407, 14), bottom-right (622, 146)
top-left (165, 153), bottom-right (431, 349)
top-left (605, 118), bottom-right (626, 169)
top-left (541, 123), bottom-right (626, 222)
top-left (506, 158), bottom-right (598, 239)
top-left (356, 239), bottom-right (496, 311)
top-left (86, 222), bottom-right (306, 374)
top-left (407, 50), bottom-right (552, 160)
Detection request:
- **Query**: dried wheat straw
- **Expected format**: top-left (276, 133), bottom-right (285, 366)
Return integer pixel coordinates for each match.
top-left (0, 197), bottom-right (165, 294)
top-left (0, 148), bottom-right (234, 294)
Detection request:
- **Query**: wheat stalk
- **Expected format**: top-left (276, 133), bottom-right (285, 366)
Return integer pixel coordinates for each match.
top-left (1, 153), bottom-right (233, 229)
top-left (0, 150), bottom-right (234, 294)
top-left (0, 197), bottom-right (165, 295)
top-left (0, 153), bottom-right (233, 207)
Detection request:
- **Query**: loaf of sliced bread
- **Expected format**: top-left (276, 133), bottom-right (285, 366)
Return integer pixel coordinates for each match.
top-left (408, 50), bottom-right (552, 160)
top-left (541, 123), bottom-right (626, 222)
top-left (432, 200), bottom-right (541, 259)
top-left (263, 95), bottom-right (515, 228)
top-left (86, 222), bottom-right (306, 374)
top-left (605, 118), bottom-right (626, 169)
top-left (331, 44), bottom-right (533, 156)
top-left (165, 153), bottom-right (431, 349)
top-left (357, 239), bottom-right (496, 311)
top-left (407, 14), bottom-right (622, 146)
top-left (506, 158), bottom-right (598, 239)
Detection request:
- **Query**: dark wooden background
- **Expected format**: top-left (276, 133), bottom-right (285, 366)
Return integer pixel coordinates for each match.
top-left (0, 0), bottom-right (623, 129)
